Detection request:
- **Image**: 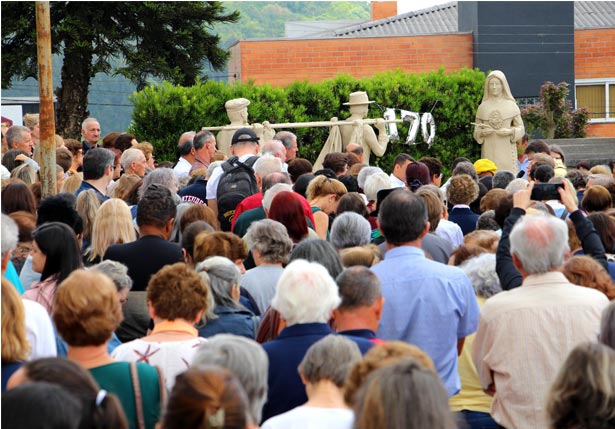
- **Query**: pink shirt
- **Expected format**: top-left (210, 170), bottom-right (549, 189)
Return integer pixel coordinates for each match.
top-left (22, 275), bottom-right (59, 315)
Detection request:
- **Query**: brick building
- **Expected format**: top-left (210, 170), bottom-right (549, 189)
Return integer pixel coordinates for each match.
top-left (228, 1), bottom-right (614, 137)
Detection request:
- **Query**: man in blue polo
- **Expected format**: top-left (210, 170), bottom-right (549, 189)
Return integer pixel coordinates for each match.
top-left (371, 188), bottom-right (479, 396)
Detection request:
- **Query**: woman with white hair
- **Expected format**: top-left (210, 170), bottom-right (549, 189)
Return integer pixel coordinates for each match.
top-left (330, 212), bottom-right (371, 250)
top-left (260, 259), bottom-right (373, 423)
top-left (261, 335), bottom-right (362, 429)
top-left (450, 253), bottom-right (502, 429)
top-left (195, 256), bottom-right (258, 339)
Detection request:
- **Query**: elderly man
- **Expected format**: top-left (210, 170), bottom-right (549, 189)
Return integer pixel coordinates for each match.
top-left (333, 266), bottom-right (384, 343)
top-left (273, 131), bottom-right (298, 162)
top-left (371, 189), bottom-right (479, 397)
top-left (172, 131), bottom-right (196, 178)
top-left (261, 259), bottom-right (373, 422)
top-left (5, 125), bottom-right (34, 157)
top-left (119, 148), bottom-right (148, 178)
top-left (262, 140), bottom-right (287, 169)
top-left (74, 147), bottom-right (116, 201)
top-left (190, 130), bottom-right (216, 173)
top-left (81, 117), bottom-right (101, 155)
top-left (472, 185), bottom-right (609, 429)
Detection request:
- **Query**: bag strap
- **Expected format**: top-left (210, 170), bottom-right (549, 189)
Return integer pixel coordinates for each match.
top-left (560, 208), bottom-right (569, 220)
top-left (130, 362), bottom-right (146, 429)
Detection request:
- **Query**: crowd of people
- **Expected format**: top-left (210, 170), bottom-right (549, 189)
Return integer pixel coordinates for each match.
top-left (2, 114), bottom-right (615, 429)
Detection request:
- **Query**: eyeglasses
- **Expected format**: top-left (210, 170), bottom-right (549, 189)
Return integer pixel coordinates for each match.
top-left (16, 245), bottom-right (32, 256)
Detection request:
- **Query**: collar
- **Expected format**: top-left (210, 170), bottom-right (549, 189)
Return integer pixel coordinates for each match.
top-left (277, 323), bottom-right (332, 339)
top-left (152, 319), bottom-right (198, 336)
top-left (339, 329), bottom-right (376, 339)
top-left (384, 245), bottom-right (424, 259)
top-left (452, 204), bottom-right (471, 210)
top-left (522, 271), bottom-right (572, 287)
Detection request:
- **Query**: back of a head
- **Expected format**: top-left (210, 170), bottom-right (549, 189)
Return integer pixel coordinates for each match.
top-left (336, 266), bottom-right (381, 310)
top-left (378, 189), bottom-right (427, 246)
top-left (509, 213), bottom-right (568, 274)
top-left (181, 221), bottom-right (215, 262)
top-left (336, 192), bottom-right (369, 218)
top-left (53, 269), bottom-right (121, 347)
top-left (192, 334), bottom-right (269, 425)
top-left (33, 221), bottom-right (82, 283)
top-left (20, 357), bottom-right (128, 429)
top-left (195, 256), bottom-right (241, 309)
top-left (363, 172), bottom-right (391, 202)
top-left (139, 167), bottom-right (178, 200)
top-left (492, 170), bottom-right (515, 189)
top-left (262, 183), bottom-right (293, 212)
top-left (137, 184), bottom-right (176, 228)
top-left (322, 152), bottom-right (349, 175)
top-left (289, 239), bottom-right (343, 279)
top-left (298, 335), bottom-right (362, 387)
top-left (547, 342), bottom-right (615, 429)
top-left (245, 219), bottom-right (292, 265)
top-left (330, 211), bottom-right (371, 249)
top-left (1, 381), bottom-right (82, 429)
top-left (261, 171), bottom-right (291, 195)
top-left (164, 366), bottom-right (249, 429)
top-left (406, 162), bottom-right (432, 192)
top-left (193, 232), bottom-right (247, 266)
top-left (447, 174), bottom-right (479, 206)
top-left (306, 174), bottom-right (347, 201)
top-left (37, 193), bottom-right (83, 236)
top-left (461, 253), bottom-right (502, 298)
top-left (534, 164), bottom-right (555, 183)
top-left (563, 255), bottom-right (615, 300)
top-left (452, 161), bottom-right (478, 181)
top-left (583, 185), bottom-right (613, 213)
top-left (357, 166), bottom-right (383, 191)
top-left (415, 187), bottom-right (443, 231)
top-left (253, 154), bottom-right (283, 179)
top-left (353, 358), bottom-right (455, 429)
top-left (1, 213), bottom-right (18, 257)
top-left (268, 191), bottom-right (308, 243)
top-left (587, 212), bottom-right (615, 253)
top-left (272, 259), bottom-right (341, 326)
top-left (287, 158), bottom-right (313, 183)
top-left (82, 148), bottom-right (114, 181)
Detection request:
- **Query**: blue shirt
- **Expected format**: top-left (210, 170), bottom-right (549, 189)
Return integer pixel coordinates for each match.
top-left (371, 246), bottom-right (480, 396)
top-left (75, 180), bottom-right (108, 202)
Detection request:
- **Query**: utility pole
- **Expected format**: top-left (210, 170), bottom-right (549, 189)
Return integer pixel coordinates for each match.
top-left (36, 1), bottom-right (56, 197)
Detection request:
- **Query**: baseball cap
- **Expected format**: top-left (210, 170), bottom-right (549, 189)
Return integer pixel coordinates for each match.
top-left (231, 128), bottom-right (259, 145)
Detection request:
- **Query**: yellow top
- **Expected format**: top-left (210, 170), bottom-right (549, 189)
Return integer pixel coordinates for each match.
top-left (450, 296), bottom-right (493, 413)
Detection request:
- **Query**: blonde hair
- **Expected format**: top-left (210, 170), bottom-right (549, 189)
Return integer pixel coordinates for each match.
top-left (109, 173), bottom-right (141, 201)
top-left (136, 142), bottom-right (154, 161)
top-left (87, 198), bottom-right (136, 262)
top-left (306, 175), bottom-right (347, 201)
top-left (60, 173), bottom-right (83, 194)
top-left (590, 165), bottom-right (613, 177)
top-left (76, 189), bottom-right (101, 242)
top-left (1, 278), bottom-right (30, 361)
top-left (464, 230), bottom-right (499, 252)
top-left (339, 245), bottom-right (382, 268)
top-left (23, 113), bottom-right (39, 129)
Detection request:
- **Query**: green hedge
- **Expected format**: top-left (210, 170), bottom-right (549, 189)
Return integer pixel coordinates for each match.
top-left (129, 68), bottom-right (485, 174)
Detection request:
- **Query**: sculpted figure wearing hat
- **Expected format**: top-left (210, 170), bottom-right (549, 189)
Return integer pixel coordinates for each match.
top-left (315, 91), bottom-right (388, 168)
top-left (216, 98), bottom-right (274, 157)
top-left (473, 71), bottom-right (525, 174)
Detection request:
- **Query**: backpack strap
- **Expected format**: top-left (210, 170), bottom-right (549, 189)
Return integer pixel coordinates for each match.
top-left (154, 365), bottom-right (167, 410)
top-left (221, 156), bottom-right (239, 173)
top-left (244, 155), bottom-right (259, 168)
top-left (130, 362), bottom-right (146, 429)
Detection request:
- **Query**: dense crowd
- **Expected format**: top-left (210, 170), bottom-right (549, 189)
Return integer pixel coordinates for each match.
top-left (1, 115), bottom-right (615, 429)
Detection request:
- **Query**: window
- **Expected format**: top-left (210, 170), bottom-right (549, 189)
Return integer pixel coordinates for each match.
top-left (575, 79), bottom-right (615, 122)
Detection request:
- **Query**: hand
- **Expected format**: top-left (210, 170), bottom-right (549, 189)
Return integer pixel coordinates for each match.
top-left (513, 181), bottom-right (534, 209)
top-left (496, 128), bottom-right (513, 137)
top-left (558, 180), bottom-right (578, 213)
top-left (484, 383), bottom-right (496, 397)
top-left (375, 117), bottom-right (386, 131)
top-left (15, 154), bottom-right (28, 162)
top-left (252, 123), bottom-right (263, 133)
top-left (480, 127), bottom-right (495, 137)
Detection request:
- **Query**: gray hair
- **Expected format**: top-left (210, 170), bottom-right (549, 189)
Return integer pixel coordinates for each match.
top-left (505, 178), bottom-right (529, 194)
top-left (245, 219), bottom-right (292, 264)
top-left (273, 131), bottom-right (296, 151)
top-left (363, 172), bottom-right (392, 202)
top-left (253, 154), bottom-right (283, 179)
top-left (192, 334), bottom-right (269, 425)
top-left (600, 301), bottom-right (615, 349)
top-left (262, 183), bottom-right (293, 211)
top-left (5, 125), bottom-right (30, 148)
top-left (139, 167), bottom-right (178, 199)
top-left (120, 148), bottom-right (145, 171)
top-left (272, 259), bottom-right (341, 325)
top-left (510, 213), bottom-right (569, 274)
top-left (476, 210), bottom-right (500, 231)
top-left (10, 164), bottom-right (37, 185)
top-left (1, 214), bottom-right (18, 257)
top-left (262, 140), bottom-right (286, 158)
top-left (492, 170), bottom-right (515, 189)
top-left (460, 253), bottom-right (502, 298)
top-left (89, 260), bottom-right (133, 292)
top-left (330, 212), bottom-right (371, 249)
top-left (81, 117), bottom-right (99, 130)
top-left (298, 335), bottom-right (362, 387)
top-left (193, 130), bottom-right (214, 151)
top-left (452, 161), bottom-right (479, 182)
top-left (357, 166), bottom-right (384, 191)
top-left (195, 256), bottom-right (241, 309)
top-left (336, 266), bottom-right (382, 309)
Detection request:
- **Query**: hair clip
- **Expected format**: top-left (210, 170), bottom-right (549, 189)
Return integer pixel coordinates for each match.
top-left (95, 389), bottom-right (107, 407)
top-left (207, 408), bottom-right (225, 429)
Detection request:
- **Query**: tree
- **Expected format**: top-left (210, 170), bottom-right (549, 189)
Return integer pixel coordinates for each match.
top-left (521, 81), bottom-right (589, 139)
top-left (1, 1), bottom-right (239, 138)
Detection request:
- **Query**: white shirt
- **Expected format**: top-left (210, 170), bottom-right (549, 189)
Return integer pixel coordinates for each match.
top-left (389, 173), bottom-right (406, 188)
top-left (436, 219), bottom-right (464, 249)
top-left (23, 299), bottom-right (57, 359)
top-left (173, 157), bottom-right (192, 178)
top-left (206, 154), bottom-right (255, 200)
top-left (261, 406), bottom-right (354, 429)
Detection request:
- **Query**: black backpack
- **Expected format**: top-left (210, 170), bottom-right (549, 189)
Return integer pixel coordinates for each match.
top-left (216, 155), bottom-right (259, 231)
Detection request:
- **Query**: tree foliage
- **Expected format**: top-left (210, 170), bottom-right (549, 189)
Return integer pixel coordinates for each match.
top-left (1, 1), bottom-right (239, 138)
top-left (129, 68), bottom-right (485, 174)
top-left (521, 81), bottom-right (589, 139)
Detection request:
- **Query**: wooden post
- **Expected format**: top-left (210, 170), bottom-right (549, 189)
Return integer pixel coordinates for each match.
top-left (35, 1), bottom-right (56, 197)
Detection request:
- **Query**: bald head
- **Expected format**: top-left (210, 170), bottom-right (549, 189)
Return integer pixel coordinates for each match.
top-left (263, 140), bottom-right (287, 160)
